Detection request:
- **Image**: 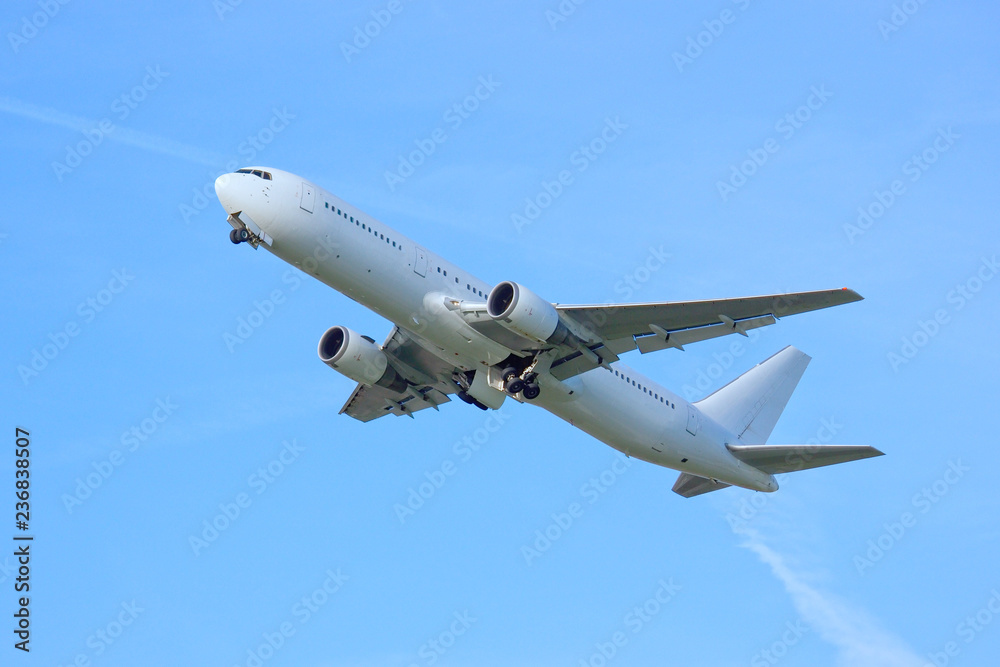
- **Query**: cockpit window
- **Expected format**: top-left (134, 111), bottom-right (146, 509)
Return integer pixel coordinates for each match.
top-left (235, 168), bottom-right (272, 180)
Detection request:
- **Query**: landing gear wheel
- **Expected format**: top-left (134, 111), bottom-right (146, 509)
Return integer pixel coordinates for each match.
top-left (237, 228), bottom-right (250, 243)
top-left (522, 383), bottom-right (540, 400)
top-left (229, 229), bottom-right (242, 244)
top-left (501, 366), bottom-right (518, 382)
top-left (506, 378), bottom-right (525, 395)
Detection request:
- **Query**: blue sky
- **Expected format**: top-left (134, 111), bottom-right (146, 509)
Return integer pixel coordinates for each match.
top-left (3, 1), bottom-right (999, 665)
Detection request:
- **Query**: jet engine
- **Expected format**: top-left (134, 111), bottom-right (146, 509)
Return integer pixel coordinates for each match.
top-left (317, 326), bottom-right (407, 391)
top-left (487, 281), bottom-right (563, 343)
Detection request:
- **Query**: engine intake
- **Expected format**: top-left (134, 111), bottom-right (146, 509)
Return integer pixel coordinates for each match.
top-left (317, 326), bottom-right (407, 391)
top-left (486, 281), bottom-right (561, 343)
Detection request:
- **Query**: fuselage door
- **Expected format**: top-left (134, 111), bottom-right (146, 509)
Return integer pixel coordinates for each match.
top-left (685, 404), bottom-right (700, 436)
top-left (414, 246), bottom-right (428, 277)
top-left (299, 182), bottom-right (314, 213)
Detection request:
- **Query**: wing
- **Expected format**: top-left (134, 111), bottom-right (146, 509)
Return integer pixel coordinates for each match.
top-left (558, 288), bottom-right (862, 351)
top-left (546, 288), bottom-right (862, 381)
top-left (339, 327), bottom-right (457, 422)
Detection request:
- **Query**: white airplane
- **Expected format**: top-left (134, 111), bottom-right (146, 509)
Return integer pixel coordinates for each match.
top-left (215, 166), bottom-right (882, 497)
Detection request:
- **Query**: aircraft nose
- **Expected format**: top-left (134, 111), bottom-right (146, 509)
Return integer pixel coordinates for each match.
top-left (215, 169), bottom-right (280, 231)
top-left (215, 173), bottom-right (238, 214)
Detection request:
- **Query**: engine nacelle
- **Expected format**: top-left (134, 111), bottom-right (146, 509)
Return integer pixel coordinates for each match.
top-left (317, 326), bottom-right (406, 391)
top-left (487, 281), bottom-right (561, 343)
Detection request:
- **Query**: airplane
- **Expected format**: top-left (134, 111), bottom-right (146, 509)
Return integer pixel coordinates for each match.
top-left (214, 166), bottom-right (882, 497)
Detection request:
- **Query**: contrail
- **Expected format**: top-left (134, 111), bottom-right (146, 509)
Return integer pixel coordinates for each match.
top-left (0, 96), bottom-right (226, 167)
top-left (737, 523), bottom-right (925, 667)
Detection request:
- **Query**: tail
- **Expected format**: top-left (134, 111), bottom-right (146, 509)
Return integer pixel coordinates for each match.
top-left (673, 346), bottom-right (883, 498)
top-left (696, 345), bottom-right (810, 445)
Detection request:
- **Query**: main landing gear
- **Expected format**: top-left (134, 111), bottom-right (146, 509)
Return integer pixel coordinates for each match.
top-left (502, 366), bottom-right (541, 400)
top-left (522, 382), bottom-right (541, 400)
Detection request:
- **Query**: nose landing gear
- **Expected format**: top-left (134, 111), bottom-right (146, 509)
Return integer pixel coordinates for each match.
top-left (225, 213), bottom-right (269, 249)
top-left (229, 228), bottom-right (250, 244)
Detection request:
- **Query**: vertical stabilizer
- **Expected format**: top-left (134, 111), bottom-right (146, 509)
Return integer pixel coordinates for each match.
top-left (695, 346), bottom-right (810, 444)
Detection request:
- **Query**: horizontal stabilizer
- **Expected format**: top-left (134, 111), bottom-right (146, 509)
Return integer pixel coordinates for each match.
top-left (727, 444), bottom-right (884, 475)
top-left (672, 473), bottom-right (732, 498)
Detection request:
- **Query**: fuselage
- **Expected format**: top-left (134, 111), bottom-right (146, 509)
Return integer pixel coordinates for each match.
top-left (215, 167), bottom-right (777, 493)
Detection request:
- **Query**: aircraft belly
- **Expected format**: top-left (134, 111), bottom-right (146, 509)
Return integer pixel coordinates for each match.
top-left (538, 370), bottom-right (674, 461)
top-left (537, 368), bottom-right (775, 490)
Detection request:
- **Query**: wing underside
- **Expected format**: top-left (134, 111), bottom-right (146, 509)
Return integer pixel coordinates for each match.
top-left (339, 382), bottom-right (451, 422)
top-left (338, 327), bottom-right (460, 422)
